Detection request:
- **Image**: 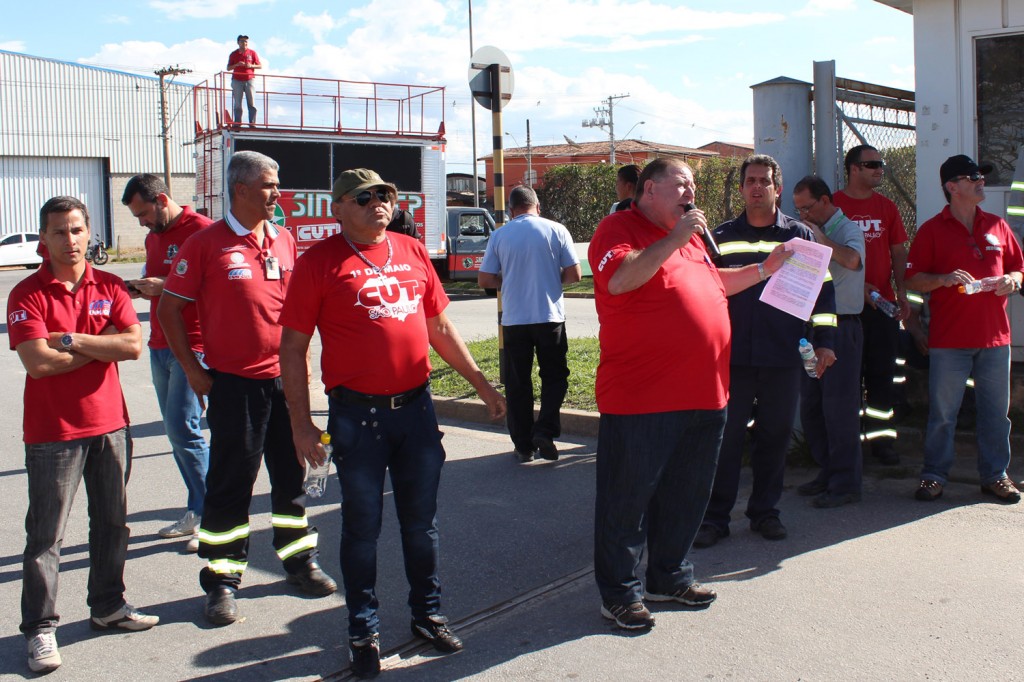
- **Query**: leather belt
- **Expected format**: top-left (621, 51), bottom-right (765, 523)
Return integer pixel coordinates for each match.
top-left (328, 382), bottom-right (429, 410)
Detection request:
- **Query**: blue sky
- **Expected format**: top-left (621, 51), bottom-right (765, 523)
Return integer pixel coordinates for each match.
top-left (1, 0), bottom-right (913, 174)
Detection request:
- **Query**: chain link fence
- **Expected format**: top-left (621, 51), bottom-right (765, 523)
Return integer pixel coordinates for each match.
top-left (834, 81), bottom-right (918, 235)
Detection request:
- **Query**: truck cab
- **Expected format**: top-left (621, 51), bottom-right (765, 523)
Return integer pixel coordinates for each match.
top-left (443, 206), bottom-right (494, 281)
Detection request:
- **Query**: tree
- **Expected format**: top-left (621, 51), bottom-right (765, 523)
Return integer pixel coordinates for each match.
top-left (535, 163), bottom-right (617, 243)
top-left (536, 157), bottom-right (747, 243)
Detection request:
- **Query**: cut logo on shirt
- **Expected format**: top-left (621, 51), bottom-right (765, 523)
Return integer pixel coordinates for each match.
top-left (88, 300), bottom-right (112, 317)
top-left (175, 259), bottom-right (188, 276)
top-left (9, 309), bottom-right (27, 325)
top-left (356, 275), bottom-right (421, 321)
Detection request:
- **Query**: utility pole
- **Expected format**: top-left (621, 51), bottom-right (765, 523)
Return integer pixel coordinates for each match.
top-left (582, 93), bottom-right (629, 164)
top-left (155, 65), bottom-right (192, 192)
top-left (525, 118), bottom-right (533, 187)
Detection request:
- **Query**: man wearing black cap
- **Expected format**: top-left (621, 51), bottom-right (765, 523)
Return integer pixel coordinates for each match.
top-left (279, 168), bottom-right (506, 677)
top-left (227, 35), bottom-right (262, 128)
top-left (905, 155), bottom-right (1024, 504)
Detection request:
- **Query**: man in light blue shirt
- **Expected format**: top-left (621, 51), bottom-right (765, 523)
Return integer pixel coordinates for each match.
top-left (479, 186), bottom-right (582, 461)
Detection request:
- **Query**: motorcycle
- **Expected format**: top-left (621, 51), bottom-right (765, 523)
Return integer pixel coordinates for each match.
top-left (85, 239), bottom-right (109, 266)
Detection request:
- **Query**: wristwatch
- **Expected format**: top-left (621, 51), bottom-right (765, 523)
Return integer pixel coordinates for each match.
top-left (59, 332), bottom-right (74, 352)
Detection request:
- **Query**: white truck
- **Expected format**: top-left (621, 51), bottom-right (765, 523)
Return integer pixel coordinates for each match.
top-left (192, 72), bottom-right (492, 280)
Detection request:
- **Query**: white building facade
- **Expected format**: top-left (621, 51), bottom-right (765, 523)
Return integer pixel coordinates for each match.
top-left (0, 50), bottom-right (196, 250)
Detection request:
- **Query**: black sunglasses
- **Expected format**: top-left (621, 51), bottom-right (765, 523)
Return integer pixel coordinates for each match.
top-left (952, 172), bottom-right (985, 183)
top-left (857, 160), bottom-right (886, 170)
top-left (353, 189), bottom-right (392, 206)
top-left (968, 240), bottom-right (984, 260)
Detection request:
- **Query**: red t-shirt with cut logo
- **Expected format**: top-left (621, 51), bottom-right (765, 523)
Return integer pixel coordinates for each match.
top-left (145, 206), bottom-right (212, 351)
top-left (833, 190), bottom-right (907, 299)
top-left (7, 263), bottom-right (138, 444)
top-left (588, 207), bottom-right (731, 415)
top-left (279, 233), bottom-right (448, 395)
top-left (164, 219), bottom-right (296, 379)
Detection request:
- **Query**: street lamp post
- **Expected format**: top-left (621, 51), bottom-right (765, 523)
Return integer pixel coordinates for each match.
top-left (504, 119), bottom-right (533, 187)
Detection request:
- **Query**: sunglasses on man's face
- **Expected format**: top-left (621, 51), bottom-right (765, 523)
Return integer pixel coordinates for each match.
top-left (953, 172), bottom-right (985, 183)
top-left (352, 189), bottom-right (392, 206)
top-left (857, 160), bottom-right (886, 170)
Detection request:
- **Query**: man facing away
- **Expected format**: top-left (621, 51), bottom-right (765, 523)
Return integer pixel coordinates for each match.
top-left (695, 155), bottom-right (837, 548)
top-left (159, 151), bottom-right (337, 627)
top-left (832, 144), bottom-right (909, 465)
top-left (588, 158), bottom-right (789, 630)
top-left (8, 196), bottom-right (158, 674)
top-left (279, 168), bottom-right (506, 677)
top-left (792, 175), bottom-right (867, 509)
top-left (905, 154), bottom-right (1023, 504)
top-left (122, 174), bottom-right (213, 552)
top-left (478, 185), bottom-right (581, 462)
top-left (227, 34), bottom-right (262, 128)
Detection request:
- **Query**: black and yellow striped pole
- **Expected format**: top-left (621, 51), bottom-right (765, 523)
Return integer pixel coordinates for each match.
top-left (469, 47), bottom-right (514, 382)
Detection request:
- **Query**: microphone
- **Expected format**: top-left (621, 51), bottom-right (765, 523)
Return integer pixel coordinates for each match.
top-left (685, 202), bottom-right (722, 265)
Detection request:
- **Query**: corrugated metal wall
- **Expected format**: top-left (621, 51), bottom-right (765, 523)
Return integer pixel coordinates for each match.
top-left (0, 50), bottom-right (194, 173)
top-left (0, 156), bottom-right (107, 237)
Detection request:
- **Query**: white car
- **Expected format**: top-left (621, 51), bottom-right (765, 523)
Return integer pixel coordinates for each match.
top-left (0, 232), bottom-right (43, 269)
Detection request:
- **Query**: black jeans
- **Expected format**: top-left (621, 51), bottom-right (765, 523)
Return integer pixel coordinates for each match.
top-left (861, 306), bottom-right (899, 450)
top-left (502, 322), bottom-right (570, 452)
top-left (704, 365), bottom-right (801, 530)
top-left (594, 408), bottom-right (725, 606)
top-left (197, 372), bottom-right (317, 593)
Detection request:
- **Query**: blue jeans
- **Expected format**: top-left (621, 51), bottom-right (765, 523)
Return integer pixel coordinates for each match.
top-left (21, 428), bottom-right (131, 636)
top-left (594, 408), bottom-right (725, 606)
top-left (922, 345), bottom-right (1011, 485)
top-left (151, 347), bottom-right (208, 515)
top-left (329, 389), bottom-right (446, 639)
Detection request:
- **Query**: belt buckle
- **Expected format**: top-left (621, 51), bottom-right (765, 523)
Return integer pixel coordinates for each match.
top-left (390, 394), bottom-right (400, 410)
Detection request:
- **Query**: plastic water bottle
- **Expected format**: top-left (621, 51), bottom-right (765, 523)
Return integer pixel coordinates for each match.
top-left (303, 432), bottom-right (332, 498)
top-left (958, 276), bottom-right (1002, 295)
top-left (869, 291), bottom-right (899, 318)
top-left (799, 338), bottom-right (818, 378)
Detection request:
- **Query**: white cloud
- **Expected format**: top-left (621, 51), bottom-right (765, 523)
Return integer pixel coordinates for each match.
top-left (794, 0), bottom-right (856, 17)
top-left (80, 38), bottom-right (232, 82)
top-left (263, 37), bottom-right (301, 58)
top-left (148, 0), bottom-right (272, 20)
top-left (0, 40), bottom-right (26, 52)
top-left (293, 11), bottom-right (344, 44)
top-left (102, 15), bottom-right (132, 25)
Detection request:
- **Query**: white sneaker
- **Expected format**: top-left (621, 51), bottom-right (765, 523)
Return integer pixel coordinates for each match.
top-left (90, 604), bottom-right (159, 631)
top-left (27, 632), bottom-right (61, 673)
top-left (186, 532), bottom-right (199, 553)
top-left (159, 510), bottom-right (199, 538)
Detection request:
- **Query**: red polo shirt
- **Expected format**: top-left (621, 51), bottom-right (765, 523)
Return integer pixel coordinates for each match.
top-left (7, 263), bottom-right (138, 444)
top-left (588, 206), bottom-right (731, 415)
top-left (906, 205), bottom-right (1024, 348)
top-left (145, 206), bottom-right (212, 351)
top-left (228, 48), bottom-right (260, 81)
top-left (833, 190), bottom-right (907, 299)
top-left (279, 233), bottom-right (448, 395)
top-left (164, 217), bottom-right (296, 379)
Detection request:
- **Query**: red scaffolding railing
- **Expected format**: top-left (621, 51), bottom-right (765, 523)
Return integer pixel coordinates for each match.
top-left (193, 72), bottom-right (446, 139)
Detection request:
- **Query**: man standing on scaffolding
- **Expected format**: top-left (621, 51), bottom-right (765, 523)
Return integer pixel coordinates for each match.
top-left (227, 34), bottom-right (262, 129)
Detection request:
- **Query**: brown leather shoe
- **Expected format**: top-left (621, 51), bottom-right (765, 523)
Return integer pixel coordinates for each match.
top-left (914, 479), bottom-right (943, 501)
top-left (981, 477), bottom-right (1021, 504)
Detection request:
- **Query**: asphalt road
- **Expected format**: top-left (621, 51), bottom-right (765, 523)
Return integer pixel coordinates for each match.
top-left (0, 262), bottom-right (1022, 680)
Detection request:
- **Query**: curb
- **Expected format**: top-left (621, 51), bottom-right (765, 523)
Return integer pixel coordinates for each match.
top-left (431, 396), bottom-right (1024, 486)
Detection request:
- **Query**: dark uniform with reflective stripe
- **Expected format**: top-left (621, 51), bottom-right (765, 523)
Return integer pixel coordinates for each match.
top-left (701, 211), bottom-right (837, 532)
